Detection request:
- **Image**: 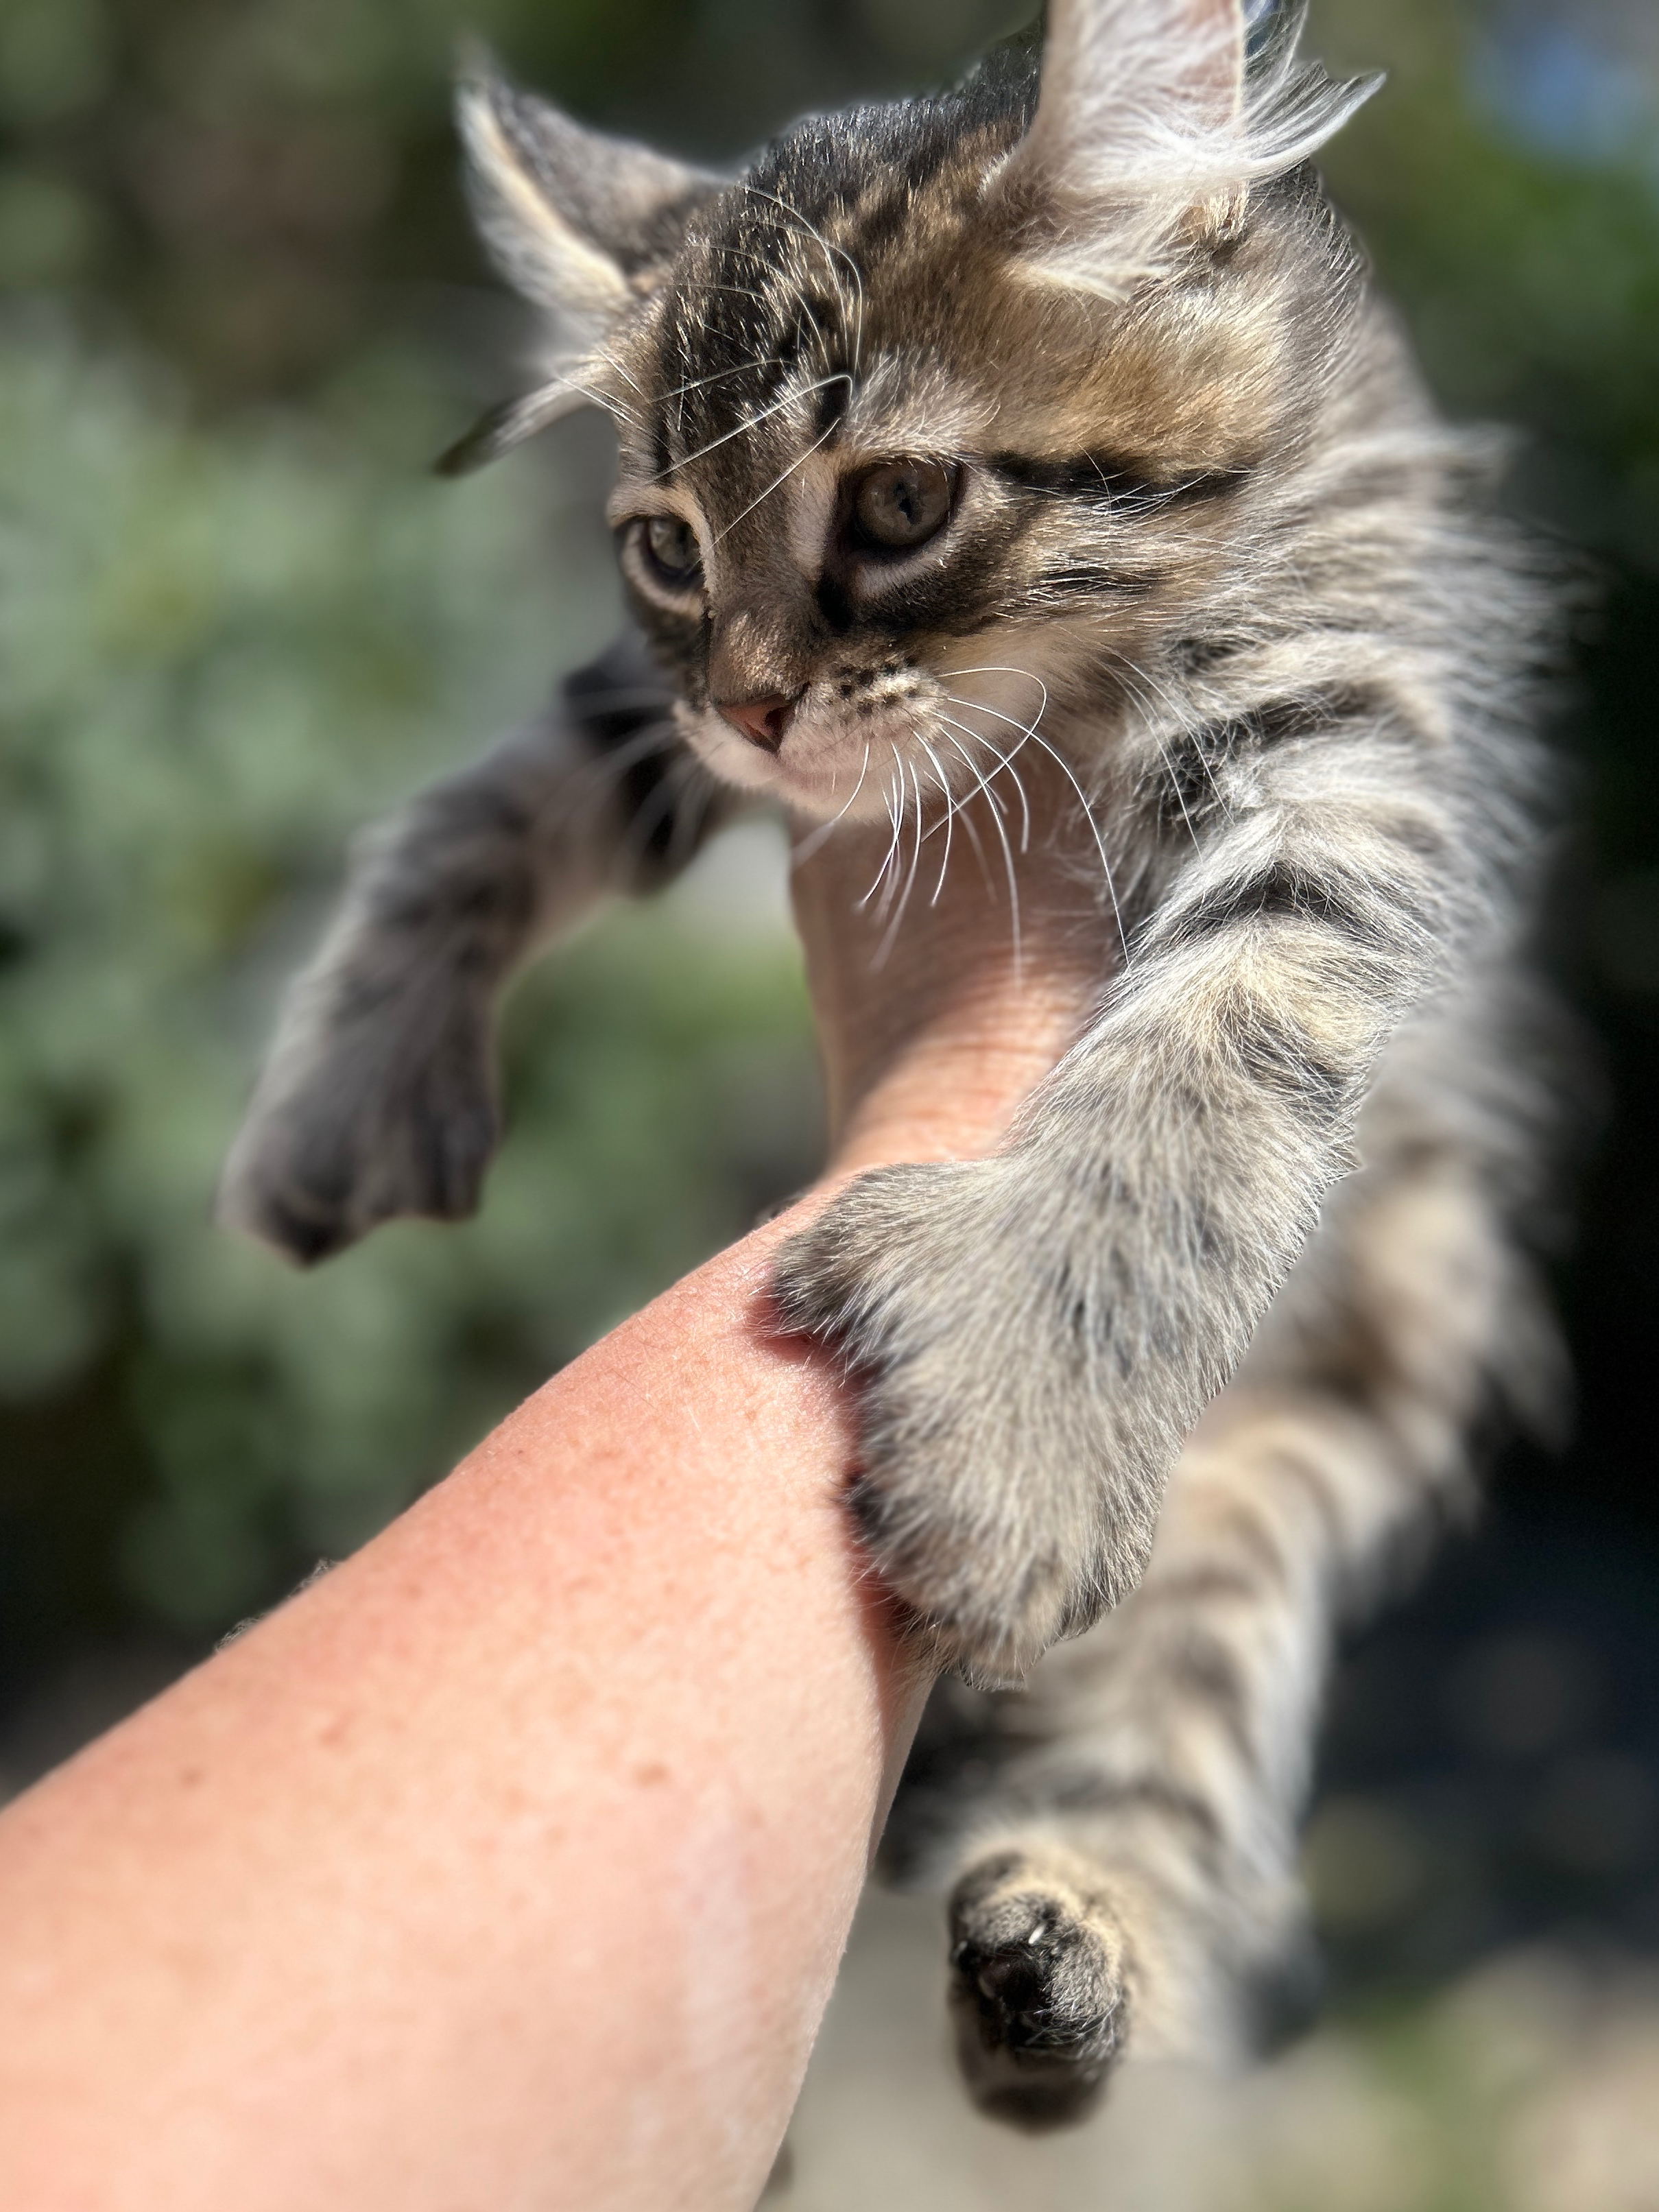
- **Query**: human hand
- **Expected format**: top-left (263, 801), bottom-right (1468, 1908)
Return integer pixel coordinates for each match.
top-left (780, 763), bottom-right (1129, 1680)
top-left (789, 759), bottom-right (1118, 1177)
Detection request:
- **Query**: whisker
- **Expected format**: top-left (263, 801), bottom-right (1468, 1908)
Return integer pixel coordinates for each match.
top-left (996, 717), bottom-right (1133, 970)
top-left (859, 746), bottom-right (907, 911)
top-left (936, 722), bottom-right (1023, 983)
top-left (793, 741), bottom-right (872, 864)
top-left (667, 279), bottom-right (778, 310)
top-left (935, 712), bottom-right (1012, 818)
top-left (736, 189), bottom-right (866, 376)
top-left (711, 243), bottom-right (835, 368)
top-left (909, 733), bottom-right (957, 905)
top-left (586, 344), bottom-right (649, 403)
top-left (654, 374), bottom-right (850, 483)
top-left (874, 757), bottom-right (928, 966)
top-left (944, 713), bottom-right (1033, 854)
top-left (944, 667), bottom-right (1132, 968)
top-left (1106, 647), bottom-right (1233, 824)
top-left (708, 416), bottom-right (840, 545)
top-left (946, 659), bottom-right (1053, 721)
top-left (647, 356), bottom-right (790, 408)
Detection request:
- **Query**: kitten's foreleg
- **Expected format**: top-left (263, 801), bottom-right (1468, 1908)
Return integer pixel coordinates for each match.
top-left (219, 634), bottom-right (719, 1263)
top-left (945, 1013), bottom-right (1555, 2123)
top-left (775, 713), bottom-right (1490, 1685)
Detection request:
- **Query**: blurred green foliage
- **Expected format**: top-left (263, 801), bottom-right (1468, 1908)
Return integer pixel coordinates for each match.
top-left (1, 0), bottom-right (1657, 1691)
top-left (0, 309), bottom-right (820, 1645)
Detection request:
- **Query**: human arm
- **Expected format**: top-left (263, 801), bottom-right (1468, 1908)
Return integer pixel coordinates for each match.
top-left (0, 806), bottom-right (1101, 2212)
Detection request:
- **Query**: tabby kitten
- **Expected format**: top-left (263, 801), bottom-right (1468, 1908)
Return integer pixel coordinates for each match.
top-left (221, 0), bottom-right (1561, 2130)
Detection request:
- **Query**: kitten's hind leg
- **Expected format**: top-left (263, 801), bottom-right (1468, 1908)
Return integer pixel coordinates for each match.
top-left (937, 1021), bottom-right (1557, 2125)
top-left (219, 633), bottom-right (725, 1263)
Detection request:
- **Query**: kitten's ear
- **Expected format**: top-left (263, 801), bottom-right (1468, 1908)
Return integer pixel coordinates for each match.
top-left (444, 63), bottom-right (721, 474)
top-left (457, 62), bottom-right (719, 336)
top-left (1031, 0), bottom-right (1248, 184)
top-left (997, 0), bottom-right (1380, 289)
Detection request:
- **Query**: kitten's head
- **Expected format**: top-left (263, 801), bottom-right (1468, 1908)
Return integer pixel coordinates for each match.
top-left (452, 0), bottom-right (1378, 822)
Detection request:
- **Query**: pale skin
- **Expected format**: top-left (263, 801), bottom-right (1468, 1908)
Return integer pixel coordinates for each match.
top-left (0, 775), bottom-right (1106, 2212)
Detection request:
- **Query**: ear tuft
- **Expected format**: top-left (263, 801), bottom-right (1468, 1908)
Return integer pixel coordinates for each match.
top-left (434, 380), bottom-right (592, 479)
top-left (1001, 0), bottom-right (1381, 292)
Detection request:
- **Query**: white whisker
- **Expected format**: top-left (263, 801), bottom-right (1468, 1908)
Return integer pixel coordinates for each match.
top-left (944, 713), bottom-right (1033, 853)
top-left (936, 722), bottom-right (1023, 982)
top-left (910, 733), bottom-right (957, 905)
top-left (945, 667), bottom-right (1133, 970)
top-left (713, 243), bottom-right (835, 368)
top-left (655, 373), bottom-right (850, 482)
top-left (709, 416), bottom-right (840, 545)
top-left (648, 356), bottom-right (790, 408)
top-left (737, 189), bottom-right (867, 377)
top-left (859, 746), bottom-right (907, 910)
top-left (793, 741), bottom-right (872, 864)
top-left (874, 759), bottom-right (927, 966)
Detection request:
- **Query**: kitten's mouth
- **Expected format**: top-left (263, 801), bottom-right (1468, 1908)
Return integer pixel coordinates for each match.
top-left (682, 702), bottom-right (922, 825)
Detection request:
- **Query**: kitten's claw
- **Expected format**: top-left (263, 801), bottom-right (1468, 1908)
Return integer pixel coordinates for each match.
top-left (219, 1001), bottom-right (499, 1265)
top-left (774, 1161), bottom-right (1158, 1685)
top-left (948, 1848), bottom-right (1130, 2130)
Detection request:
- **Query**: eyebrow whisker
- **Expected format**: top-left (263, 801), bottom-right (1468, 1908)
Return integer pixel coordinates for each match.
top-left (648, 356), bottom-right (791, 408)
top-left (708, 415), bottom-right (840, 547)
top-left (654, 373), bottom-right (850, 483)
top-left (735, 188), bottom-right (866, 378)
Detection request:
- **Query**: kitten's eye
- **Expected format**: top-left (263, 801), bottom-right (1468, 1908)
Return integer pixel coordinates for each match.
top-left (640, 515), bottom-right (703, 587)
top-left (850, 460), bottom-right (956, 553)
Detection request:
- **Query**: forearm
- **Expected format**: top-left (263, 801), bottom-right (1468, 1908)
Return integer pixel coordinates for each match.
top-left (0, 947), bottom-right (1088, 2212)
top-left (0, 1209), bottom-right (908, 2212)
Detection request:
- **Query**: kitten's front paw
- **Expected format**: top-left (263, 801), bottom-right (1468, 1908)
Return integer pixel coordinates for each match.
top-left (774, 1161), bottom-right (1149, 1685)
top-left (219, 998), bottom-right (499, 1265)
top-left (948, 1848), bottom-right (1131, 2130)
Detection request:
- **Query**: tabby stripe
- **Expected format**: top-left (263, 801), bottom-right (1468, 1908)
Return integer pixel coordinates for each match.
top-left (988, 451), bottom-right (1250, 508)
top-left (1165, 861), bottom-right (1379, 945)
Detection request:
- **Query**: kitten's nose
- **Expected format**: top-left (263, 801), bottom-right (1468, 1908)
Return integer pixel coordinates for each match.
top-left (718, 692), bottom-right (798, 754)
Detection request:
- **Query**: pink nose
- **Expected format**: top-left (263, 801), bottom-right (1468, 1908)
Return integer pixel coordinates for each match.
top-left (718, 692), bottom-right (798, 754)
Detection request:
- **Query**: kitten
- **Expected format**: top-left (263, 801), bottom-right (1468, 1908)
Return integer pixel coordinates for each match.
top-left (220, 0), bottom-right (1563, 2130)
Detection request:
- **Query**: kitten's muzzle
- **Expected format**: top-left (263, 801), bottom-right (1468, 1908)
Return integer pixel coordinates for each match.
top-left (717, 691), bottom-right (800, 754)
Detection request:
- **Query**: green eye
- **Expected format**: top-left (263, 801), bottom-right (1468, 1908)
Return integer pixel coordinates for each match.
top-left (850, 459), bottom-right (956, 553)
top-left (641, 515), bottom-right (703, 586)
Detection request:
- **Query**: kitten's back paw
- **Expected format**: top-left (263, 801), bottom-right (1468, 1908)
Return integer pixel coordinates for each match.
top-left (948, 1848), bottom-right (1130, 2131)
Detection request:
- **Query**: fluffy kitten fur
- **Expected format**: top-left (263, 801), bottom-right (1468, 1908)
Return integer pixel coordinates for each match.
top-left (220, 0), bottom-right (1562, 2131)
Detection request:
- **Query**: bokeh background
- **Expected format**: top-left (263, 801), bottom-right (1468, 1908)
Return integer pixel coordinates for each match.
top-left (1, 1), bottom-right (1657, 2202)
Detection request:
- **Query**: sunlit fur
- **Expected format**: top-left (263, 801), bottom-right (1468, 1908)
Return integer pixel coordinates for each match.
top-left (222, 0), bottom-right (1566, 2130)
